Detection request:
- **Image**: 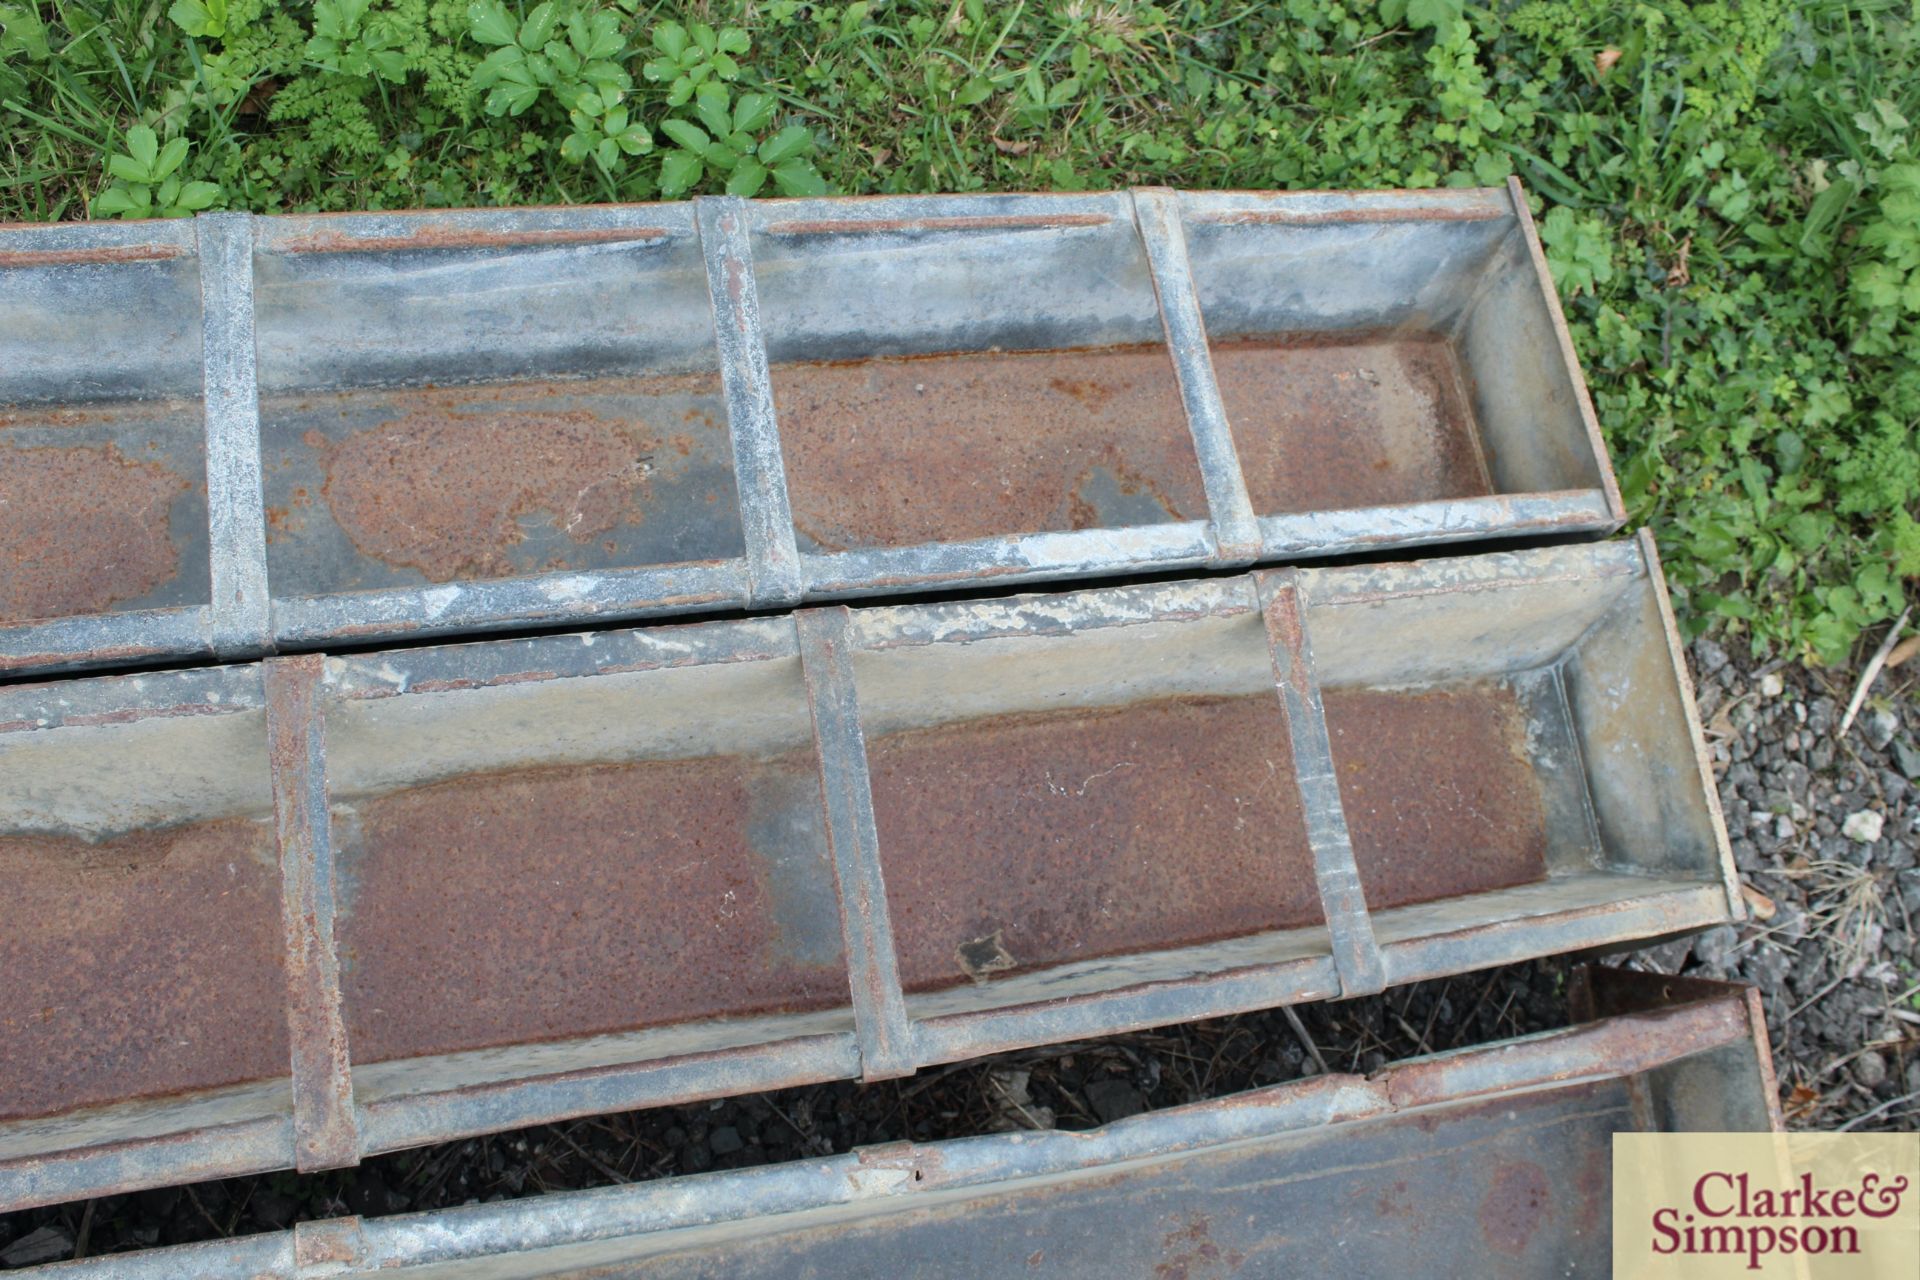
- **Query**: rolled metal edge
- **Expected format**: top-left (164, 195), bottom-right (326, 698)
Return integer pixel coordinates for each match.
top-left (1636, 526), bottom-right (1747, 923)
top-left (19, 970), bottom-right (1767, 1279)
top-left (0, 1114), bottom-right (293, 1218)
top-left (909, 953), bottom-right (1344, 1069)
top-left (263, 655), bottom-right (361, 1171)
top-left (356, 1033), bottom-right (861, 1158)
top-left (798, 521), bottom-right (1215, 600)
top-left (794, 606), bottom-right (916, 1081)
top-left (1254, 569), bottom-right (1386, 996)
top-left (1128, 187), bottom-right (1261, 564)
top-left (0, 608), bottom-right (214, 678)
top-left (1257, 488), bottom-right (1617, 561)
top-left (695, 195), bottom-right (804, 609)
top-left (195, 212), bottom-right (273, 657)
top-left (269, 560), bottom-right (751, 648)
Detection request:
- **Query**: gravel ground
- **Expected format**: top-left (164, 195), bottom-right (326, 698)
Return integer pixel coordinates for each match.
top-left (4, 646), bottom-right (1915, 1268)
top-left (1629, 640), bottom-right (1920, 1132)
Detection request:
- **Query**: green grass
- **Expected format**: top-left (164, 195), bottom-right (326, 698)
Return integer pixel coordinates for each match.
top-left (3, 0), bottom-right (1917, 663)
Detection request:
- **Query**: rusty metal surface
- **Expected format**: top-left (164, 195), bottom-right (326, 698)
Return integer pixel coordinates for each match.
top-left (0, 543), bottom-right (1734, 1213)
top-left (870, 694), bottom-right (1321, 993)
top-left (260, 374), bottom-right (741, 595)
top-left (774, 344), bottom-right (1204, 552)
top-left (335, 749), bottom-right (845, 1065)
top-left (1217, 333), bottom-right (1490, 515)
top-left (264, 656), bottom-right (359, 1171)
top-left (0, 441), bottom-right (195, 625)
top-left (1, 187), bottom-right (1623, 676)
top-left (0, 816), bottom-right (287, 1122)
top-left (18, 970), bottom-right (1776, 1279)
top-left (1325, 681), bottom-right (1551, 911)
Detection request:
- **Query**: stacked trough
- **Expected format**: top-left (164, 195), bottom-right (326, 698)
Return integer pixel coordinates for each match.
top-left (0, 182), bottom-right (1763, 1272)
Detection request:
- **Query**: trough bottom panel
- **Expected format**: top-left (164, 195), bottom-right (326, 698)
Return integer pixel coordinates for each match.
top-left (0, 817), bottom-right (289, 1122)
top-left (772, 345), bottom-right (1209, 553)
top-left (868, 693), bottom-right (1324, 994)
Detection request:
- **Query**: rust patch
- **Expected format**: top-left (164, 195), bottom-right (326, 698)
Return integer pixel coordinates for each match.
top-left (868, 694), bottom-right (1324, 994)
top-left (1214, 333), bottom-right (1492, 515)
top-left (0, 818), bottom-right (288, 1122)
top-left (1479, 1160), bottom-right (1552, 1256)
top-left (313, 410), bottom-right (661, 582)
top-left (336, 750), bottom-right (844, 1064)
top-left (763, 213), bottom-right (1111, 237)
top-left (1323, 682), bottom-right (1549, 911)
top-left (0, 242), bottom-right (188, 268)
top-left (274, 225), bottom-right (669, 255)
top-left (1192, 205), bottom-right (1505, 226)
top-left (775, 344), bottom-right (1206, 552)
top-left (1154, 1213), bottom-right (1246, 1280)
top-left (0, 442), bottom-right (190, 625)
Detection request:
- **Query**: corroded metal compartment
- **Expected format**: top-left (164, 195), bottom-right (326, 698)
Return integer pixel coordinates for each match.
top-left (0, 184), bottom-right (1621, 677)
top-left (16, 970), bottom-right (1779, 1279)
top-left (0, 537), bottom-right (1732, 1212)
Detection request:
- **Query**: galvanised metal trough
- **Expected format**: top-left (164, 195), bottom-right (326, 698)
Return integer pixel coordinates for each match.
top-left (0, 181), bottom-right (1621, 677)
top-left (14, 969), bottom-right (1780, 1278)
top-left (0, 535), bottom-right (1737, 1212)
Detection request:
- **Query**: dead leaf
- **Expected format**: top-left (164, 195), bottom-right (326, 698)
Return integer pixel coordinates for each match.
top-left (1741, 883), bottom-right (1777, 921)
top-left (1885, 633), bottom-right (1920, 669)
top-left (1666, 234), bottom-right (1692, 288)
top-left (1595, 47), bottom-right (1622, 77)
top-left (1784, 1084), bottom-right (1821, 1119)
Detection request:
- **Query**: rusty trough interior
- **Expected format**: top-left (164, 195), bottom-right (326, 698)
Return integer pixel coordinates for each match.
top-left (0, 228), bottom-right (212, 631)
top-left (0, 541), bottom-right (1738, 1214)
top-left (0, 188), bottom-right (1623, 675)
top-left (250, 223), bottom-right (748, 599)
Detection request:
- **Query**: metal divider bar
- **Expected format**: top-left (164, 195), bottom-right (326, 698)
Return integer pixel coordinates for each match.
top-left (196, 212), bottom-right (273, 655)
top-left (263, 654), bottom-right (361, 1170)
top-left (1254, 570), bottom-right (1386, 996)
top-left (794, 607), bottom-right (916, 1080)
top-left (696, 195), bottom-right (804, 608)
top-left (1129, 187), bottom-right (1261, 564)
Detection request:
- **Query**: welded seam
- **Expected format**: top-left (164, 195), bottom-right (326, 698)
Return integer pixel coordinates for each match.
top-left (264, 654), bottom-right (362, 1171)
top-left (196, 211), bottom-right (274, 657)
top-left (1128, 188), bottom-right (1262, 564)
top-left (794, 607), bottom-right (916, 1081)
top-left (695, 196), bottom-right (803, 608)
top-left (1255, 571), bottom-right (1386, 997)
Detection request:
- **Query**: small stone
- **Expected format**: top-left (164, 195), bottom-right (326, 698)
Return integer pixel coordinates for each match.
top-left (709, 1125), bottom-right (744, 1156)
top-left (1893, 737), bottom-right (1920, 780)
top-left (1810, 739), bottom-right (1837, 771)
top-left (1759, 671), bottom-right (1785, 698)
top-left (1864, 707), bottom-right (1900, 751)
top-left (1807, 698), bottom-right (1838, 736)
top-left (1, 1226), bottom-right (73, 1268)
top-left (1843, 811), bottom-right (1885, 844)
top-left (1775, 814), bottom-right (1797, 841)
top-left (1085, 1078), bottom-right (1146, 1124)
top-left (1691, 924), bottom-right (1738, 970)
top-left (1854, 1050), bottom-right (1888, 1090)
top-left (1694, 639), bottom-right (1730, 678)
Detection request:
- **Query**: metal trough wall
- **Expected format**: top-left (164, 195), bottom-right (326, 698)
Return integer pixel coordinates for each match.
top-left (0, 536), bottom-right (1733, 1211)
top-left (19, 969), bottom-right (1781, 1278)
top-left (0, 182), bottom-right (1622, 677)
